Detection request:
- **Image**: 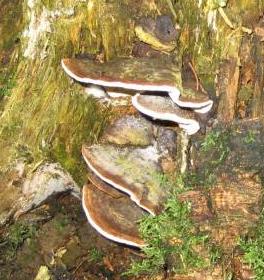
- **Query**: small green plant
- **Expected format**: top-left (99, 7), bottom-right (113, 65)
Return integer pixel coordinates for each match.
top-left (125, 193), bottom-right (210, 276)
top-left (201, 130), bottom-right (230, 166)
top-left (2, 222), bottom-right (37, 260)
top-left (53, 216), bottom-right (70, 232)
top-left (240, 212), bottom-right (264, 279)
top-left (7, 223), bottom-right (36, 250)
top-left (243, 130), bottom-right (256, 144)
top-left (89, 247), bottom-right (104, 263)
top-left (0, 73), bottom-right (16, 98)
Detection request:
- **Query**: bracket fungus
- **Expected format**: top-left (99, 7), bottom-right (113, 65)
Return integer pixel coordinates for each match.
top-left (61, 56), bottom-right (213, 120)
top-left (61, 57), bottom-right (181, 95)
top-left (87, 172), bottom-right (123, 199)
top-left (132, 94), bottom-right (200, 135)
top-left (82, 184), bottom-right (146, 247)
top-left (169, 87), bottom-right (213, 114)
top-left (82, 144), bottom-right (170, 215)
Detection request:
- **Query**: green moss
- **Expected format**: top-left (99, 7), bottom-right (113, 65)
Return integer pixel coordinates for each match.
top-left (126, 191), bottom-right (211, 276)
top-left (186, 130), bottom-right (231, 189)
top-left (243, 130), bottom-right (256, 145)
top-left (179, 171), bottom-right (217, 189)
top-left (0, 0), bottom-right (134, 179)
top-left (0, 72), bottom-right (16, 99)
top-left (53, 216), bottom-right (70, 232)
top-left (89, 247), bottom-right (104, 263)
top-left (201, 130), bottom-right (230, 166)
top-left (240, 211), bottom-right (264, 279)
top-left (1, 222), bottom-right (37, 261)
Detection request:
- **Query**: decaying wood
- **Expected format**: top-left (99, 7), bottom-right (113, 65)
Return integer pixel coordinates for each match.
top-left (252, 35), bottom-right (264, 117)
top-left (217, 57), bottom-right (240, 123)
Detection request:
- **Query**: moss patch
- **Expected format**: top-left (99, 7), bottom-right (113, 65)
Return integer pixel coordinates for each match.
top-left (126, 189), bottom-right (214, 276)
top-left (240, 210), bottom-right (264, 280)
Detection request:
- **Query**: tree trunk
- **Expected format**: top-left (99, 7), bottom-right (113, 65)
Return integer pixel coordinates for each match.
top-left (1, 0), bottom-right (263, 175)
top-left (1, 0), bottom-right (264, 279)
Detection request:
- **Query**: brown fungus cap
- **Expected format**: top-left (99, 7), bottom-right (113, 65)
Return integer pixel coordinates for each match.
top-left (169, 88), bottom-right (213, 113)
top-left (82, 144), bottom-right (170, 215)
top-left (82, 184), bottom-right (146, 247)
top-left (62, 57), bottom-right (181, 90)
top-left (62, 56), bottom-right (213, 111)
top-left (87, 172), bottom-right (123, 199)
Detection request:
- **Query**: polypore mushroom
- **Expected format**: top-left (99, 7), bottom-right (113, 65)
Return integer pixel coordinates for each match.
top-left (61, 56), bottom-right (213, 112)
top-left (82, 184), bottom-right (146, 247)
top-left (61, 56), bottom-right (181, 97)
top-left (132, 94), bottom-right (200, 135)
top-left (82, 144), bottom-right (170, 215)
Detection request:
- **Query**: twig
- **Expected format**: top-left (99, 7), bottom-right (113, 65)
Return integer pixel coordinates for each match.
top-left (218, 7), bottom-right (253, 34)
top-left (128, 249), bottom-right (146, 258)
top-left (72, 256), bottom-right (89, 275)
top-left (188, 61), bottom-right (207, 94)
top-left (165, 0), bottom-right (177, 20)
top-left (188, 62), bottom-right (200, 91)
top-left (218, 7), bottom-right (234, 29)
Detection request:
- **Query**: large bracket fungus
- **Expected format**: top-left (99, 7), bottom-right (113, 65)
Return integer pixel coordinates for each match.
top-left (61, 54), bottom-right (214, 247)
top-left (82, 144), bottom-right (170, 215)
top-left (61, 56), bottom-right (213, 115)
top-left (61, 57), bottom-right (181, 95)
top-left (82, 184), bottom-right (146, 247)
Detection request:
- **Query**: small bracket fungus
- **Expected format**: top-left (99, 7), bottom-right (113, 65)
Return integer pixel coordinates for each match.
top-left (169, 87), bottom-right (213, 114)
top-left (132, 94), bottom-right (200, 135)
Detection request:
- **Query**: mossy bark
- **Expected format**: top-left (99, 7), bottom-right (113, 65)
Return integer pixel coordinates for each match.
top-left (0, 0), bottom-right (263, 181)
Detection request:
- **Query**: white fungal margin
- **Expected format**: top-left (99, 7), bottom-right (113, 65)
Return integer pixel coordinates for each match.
top-left (168, 91), bottom-right (213, 113)
top-left (132, 94), bottom-right (200, 135)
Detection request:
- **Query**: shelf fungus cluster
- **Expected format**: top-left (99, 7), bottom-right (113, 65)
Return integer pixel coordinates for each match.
top-left (62, 57), bottom-right (213, 134)
top-left (61, 55), bottom-right (213, 247)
